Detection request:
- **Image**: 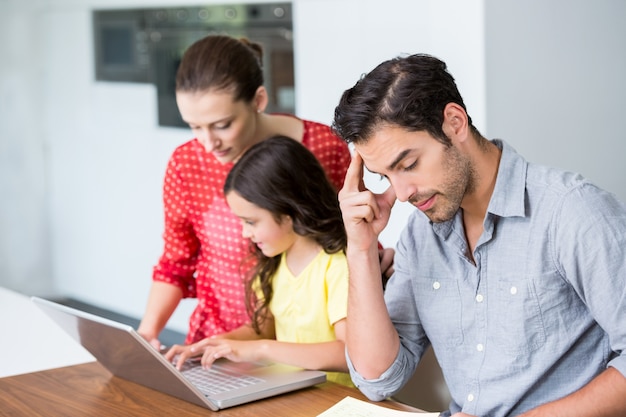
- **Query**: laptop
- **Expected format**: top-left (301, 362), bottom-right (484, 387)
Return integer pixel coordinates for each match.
top-left (31, 296), bottom-right (326, 410)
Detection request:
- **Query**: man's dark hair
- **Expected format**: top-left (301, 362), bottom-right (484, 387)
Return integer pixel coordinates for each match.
top-left (332, 53), bottom-right (477, 146)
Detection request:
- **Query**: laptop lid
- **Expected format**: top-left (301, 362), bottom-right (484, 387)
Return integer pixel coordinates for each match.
top-left (31, 296), bottom-right (326, 410)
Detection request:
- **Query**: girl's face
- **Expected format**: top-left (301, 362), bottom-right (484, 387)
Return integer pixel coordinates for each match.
top-left (226, 191), bottom-right (297, 258)
top-left (176, 88), bottom-right (265, 164)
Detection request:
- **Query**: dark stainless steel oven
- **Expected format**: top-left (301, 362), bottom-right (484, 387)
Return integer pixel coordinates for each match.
top-left (93, 3), bottom-right (294, 128)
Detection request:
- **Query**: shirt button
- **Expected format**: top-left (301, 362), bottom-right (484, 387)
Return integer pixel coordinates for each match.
top-left (510, 286), bottom-right (518, 295)
top-left (467, 393), bottom-right (475, 402)
top-left (476, 343), bottom-right (484, 352)
top-left (433, 281), bottom-right (441, 290)
top-left (475, 294), bottom-right (484, 303)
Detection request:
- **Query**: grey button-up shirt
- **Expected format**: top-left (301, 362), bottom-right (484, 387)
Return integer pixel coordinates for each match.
top-left (347, 140), bottom-right (626, 417)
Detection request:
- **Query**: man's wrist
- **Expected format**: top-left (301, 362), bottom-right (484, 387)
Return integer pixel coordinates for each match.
top-left (346, 241), bottom-right (379, 258)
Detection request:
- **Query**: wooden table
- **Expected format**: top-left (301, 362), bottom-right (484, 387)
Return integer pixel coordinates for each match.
top-left (0, 361), bottom-right (422, 416)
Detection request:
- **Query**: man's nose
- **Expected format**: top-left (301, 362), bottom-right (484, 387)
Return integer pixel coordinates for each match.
top-left (390, 177), bottom-right (416, 203)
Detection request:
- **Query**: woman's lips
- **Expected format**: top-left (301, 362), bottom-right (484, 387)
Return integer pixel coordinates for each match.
top-left (213, 148), bottom-right (231, 158)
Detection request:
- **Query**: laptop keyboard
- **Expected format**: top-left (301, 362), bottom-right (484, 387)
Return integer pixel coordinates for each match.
top-left (181, 362), bottom-right (264, 396)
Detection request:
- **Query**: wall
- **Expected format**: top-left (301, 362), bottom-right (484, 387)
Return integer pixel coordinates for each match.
top-left (0, 0), bottom-right (485, 333)
top-left (485, 0), bottom-right (626, 200)
top-left (0, 1), bottom-right (51, 296)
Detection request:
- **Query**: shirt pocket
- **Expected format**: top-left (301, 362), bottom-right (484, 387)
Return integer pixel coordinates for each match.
top-left (414, 278), bottom-right (464, 349)
top-left (492, 277), bottom-right (546, 355)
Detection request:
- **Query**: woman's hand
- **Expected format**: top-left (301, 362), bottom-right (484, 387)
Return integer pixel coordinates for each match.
top-left (138, 330), bottom-right (162, 351)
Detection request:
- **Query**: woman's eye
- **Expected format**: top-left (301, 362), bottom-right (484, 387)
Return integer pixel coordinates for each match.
top-left (215, 121), bottom-right (232, 130)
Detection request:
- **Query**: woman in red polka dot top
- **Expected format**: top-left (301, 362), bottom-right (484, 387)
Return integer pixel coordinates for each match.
top-left (137, 35), bottom-right (357, 348)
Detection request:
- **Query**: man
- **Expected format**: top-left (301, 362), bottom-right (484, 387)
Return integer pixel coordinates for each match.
top-left (333, 54), bottom-right (626, 416)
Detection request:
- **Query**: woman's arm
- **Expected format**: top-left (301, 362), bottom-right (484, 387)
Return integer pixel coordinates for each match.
top-left (137, 281), bottom-right (183, 349)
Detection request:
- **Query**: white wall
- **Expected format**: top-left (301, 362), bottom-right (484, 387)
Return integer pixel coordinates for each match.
top-left (0, 0), bottom-right (486, 334)
top-left (485, 0), bottom-right (626, 202)
top-left (0, 2), bottom-right (52, 297)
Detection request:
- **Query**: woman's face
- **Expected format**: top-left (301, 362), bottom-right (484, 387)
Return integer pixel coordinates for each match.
top-left (176, 89), bottom-right (262, 164)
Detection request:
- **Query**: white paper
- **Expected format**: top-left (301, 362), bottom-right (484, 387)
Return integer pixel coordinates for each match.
top-left (317, 396), bottom-right (441, 417)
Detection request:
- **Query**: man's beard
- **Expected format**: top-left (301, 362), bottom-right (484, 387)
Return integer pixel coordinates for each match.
top-left (413, 144), bottom-right (477, 223)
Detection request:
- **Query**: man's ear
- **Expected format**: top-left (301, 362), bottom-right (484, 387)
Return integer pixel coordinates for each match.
top-left (442, 102), bottom-right (469, 142)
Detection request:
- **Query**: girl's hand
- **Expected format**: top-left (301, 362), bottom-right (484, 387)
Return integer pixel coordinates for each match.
top-left (164, 338), bottom-right (263, 370)
top-left (198, 339), bottom-right (261, 369)
top-left (163, 340), bottom-right (205, 370)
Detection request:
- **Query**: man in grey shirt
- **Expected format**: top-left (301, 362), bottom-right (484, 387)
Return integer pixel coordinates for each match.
top-left (332, 54), bottom-right (626, 416)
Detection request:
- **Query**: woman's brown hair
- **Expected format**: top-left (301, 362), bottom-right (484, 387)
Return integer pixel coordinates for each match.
top-left (176, 35), bottom-right (264, 103)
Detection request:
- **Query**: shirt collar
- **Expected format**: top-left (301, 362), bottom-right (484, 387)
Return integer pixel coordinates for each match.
top-left (488, 139), bottom-right (527, 219)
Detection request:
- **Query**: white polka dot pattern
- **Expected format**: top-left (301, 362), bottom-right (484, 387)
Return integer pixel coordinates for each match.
top-left (152, 118), bottom-right (351, 344)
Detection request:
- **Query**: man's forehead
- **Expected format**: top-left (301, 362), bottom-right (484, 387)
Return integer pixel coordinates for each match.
top-left (353, 142), bottom-right (383, 173)
top-left (355, 140), bottom-right (411, 174)
top-left (355, 126), bottom-right (438, 171)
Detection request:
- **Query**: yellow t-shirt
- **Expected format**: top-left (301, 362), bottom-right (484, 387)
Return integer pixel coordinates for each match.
top-left (268, 250), bottom-right (352, 386)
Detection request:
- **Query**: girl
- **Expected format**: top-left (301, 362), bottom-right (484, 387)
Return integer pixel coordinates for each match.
top-left (165, 136), bottom-right (352, 386)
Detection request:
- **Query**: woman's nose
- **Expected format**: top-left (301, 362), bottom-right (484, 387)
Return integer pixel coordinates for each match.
top-left (197, 129), bottom-right (219, 151)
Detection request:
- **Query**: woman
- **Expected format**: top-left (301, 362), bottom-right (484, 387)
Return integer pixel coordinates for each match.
top-left (137, 35), bottom-right (352, 348)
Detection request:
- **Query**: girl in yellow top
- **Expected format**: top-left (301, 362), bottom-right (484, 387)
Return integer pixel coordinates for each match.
top-left (165, 136), bottom-right (352, 386)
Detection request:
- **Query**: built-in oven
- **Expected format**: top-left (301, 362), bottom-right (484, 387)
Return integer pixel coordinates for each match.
top-left (93, 3), bottom-right (294, 128)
